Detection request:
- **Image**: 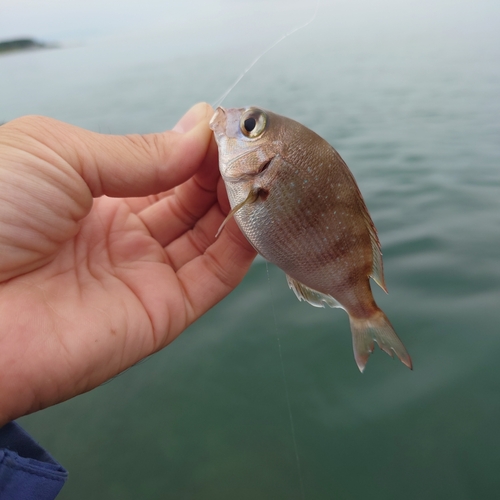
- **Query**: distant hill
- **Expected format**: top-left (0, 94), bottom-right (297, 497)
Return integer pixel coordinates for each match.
top-left (0, 38), bottom-right (54, 54)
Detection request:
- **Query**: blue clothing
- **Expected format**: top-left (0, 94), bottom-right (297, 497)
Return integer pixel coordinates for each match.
top-left (0, 422), bottom-right (67, 499)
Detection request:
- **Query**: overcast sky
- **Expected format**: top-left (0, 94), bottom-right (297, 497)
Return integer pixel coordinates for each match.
top-left (1, 0), bottom-right (200, 41)
top-left (1, 0), bottom-right (498, 43)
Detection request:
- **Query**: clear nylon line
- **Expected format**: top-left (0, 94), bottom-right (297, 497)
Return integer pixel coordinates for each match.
top-left (266, 262), bottom-right (305, 500)
top-left (212, 0), bottom-right (321, 109)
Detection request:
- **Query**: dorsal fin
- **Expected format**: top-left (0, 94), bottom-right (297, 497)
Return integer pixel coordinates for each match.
top-left (338, 156), bottom-right (388, 293)
top-left (359, 201), bottom-right (387, 293)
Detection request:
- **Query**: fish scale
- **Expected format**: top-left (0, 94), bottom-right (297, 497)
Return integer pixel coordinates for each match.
top-left (210, 106), bottom-right (412, 372)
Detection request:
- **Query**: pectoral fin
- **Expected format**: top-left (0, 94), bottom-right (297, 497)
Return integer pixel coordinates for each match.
top-left (286, 275), bottom-right (343, 309)
top-left (215, 187), bottom-right (260, 237)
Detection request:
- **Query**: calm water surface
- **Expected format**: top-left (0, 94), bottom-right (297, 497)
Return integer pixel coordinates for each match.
top-left (1, 1), bottom-right (500, 498)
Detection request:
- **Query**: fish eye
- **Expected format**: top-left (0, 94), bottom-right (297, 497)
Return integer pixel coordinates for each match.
top-left (240, 108), bottom-right (267, 138)
top-left (244, 117), bottom-right (256, 132)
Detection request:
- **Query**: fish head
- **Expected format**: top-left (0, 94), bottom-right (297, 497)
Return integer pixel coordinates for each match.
top-left (209, 106), bottom-right (281, 182)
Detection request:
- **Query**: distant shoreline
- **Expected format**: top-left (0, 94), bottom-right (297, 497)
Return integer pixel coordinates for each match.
top-left (0, 38), bottom-right (57, 55)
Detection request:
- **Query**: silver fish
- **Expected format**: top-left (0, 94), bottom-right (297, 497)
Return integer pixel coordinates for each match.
top-left (210, 106), bottom-right (411, 372)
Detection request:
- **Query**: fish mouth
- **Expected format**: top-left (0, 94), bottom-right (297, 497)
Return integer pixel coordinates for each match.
top-left (209, 106), bottom-right (227, 141)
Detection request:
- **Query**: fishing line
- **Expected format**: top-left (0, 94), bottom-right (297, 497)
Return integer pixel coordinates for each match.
top-left (266, 262), bottom-right (305, 500)
top-left (213, 3), bottom-right (322, 496)
top-left (212, 0), bottom-right (321, 109)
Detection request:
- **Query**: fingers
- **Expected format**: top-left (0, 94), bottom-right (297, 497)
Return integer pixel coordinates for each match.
top-left (6, 103), bottom-right (215, 199)
top-left (137, 134), bottom-right (220, 246)
top-left (176, 218), bottom-right (256, 327)
top-left (164, 203), bottom-right (226, 270)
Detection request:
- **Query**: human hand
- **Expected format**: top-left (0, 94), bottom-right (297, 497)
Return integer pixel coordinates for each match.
top-left (0, 103), bottom-right (256, 425)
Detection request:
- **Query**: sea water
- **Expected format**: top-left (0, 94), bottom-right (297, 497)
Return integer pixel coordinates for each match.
top-left (2, 1), bottom-right (500, 498)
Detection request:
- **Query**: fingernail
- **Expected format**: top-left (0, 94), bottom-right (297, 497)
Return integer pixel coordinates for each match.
top-left (173, 103), bottom-right (213, 134)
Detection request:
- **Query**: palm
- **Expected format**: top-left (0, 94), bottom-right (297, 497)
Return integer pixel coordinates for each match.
top-left (0, 109), bottom-right (255, 424)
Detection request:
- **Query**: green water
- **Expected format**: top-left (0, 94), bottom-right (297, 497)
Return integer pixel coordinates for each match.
top-left (2, 1), bottom-right (500, 498)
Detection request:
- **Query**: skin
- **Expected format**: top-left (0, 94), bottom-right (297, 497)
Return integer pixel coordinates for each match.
top-left (0, 103), bottom-right (256, 426)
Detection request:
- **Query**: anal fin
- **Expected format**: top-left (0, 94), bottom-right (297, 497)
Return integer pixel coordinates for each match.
top-left (286, 275), bottom-right (343, 309)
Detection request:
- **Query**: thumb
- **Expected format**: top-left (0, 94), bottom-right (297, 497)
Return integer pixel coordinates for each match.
top-left (7, 103), bottom-right (215, 198)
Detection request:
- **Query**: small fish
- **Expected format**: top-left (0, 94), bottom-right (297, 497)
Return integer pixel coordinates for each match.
top-left (209, 106), bottom-right (412, 372)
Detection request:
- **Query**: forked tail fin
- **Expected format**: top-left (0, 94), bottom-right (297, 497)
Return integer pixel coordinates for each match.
top-left (348, 310), bottom-right (412, 373)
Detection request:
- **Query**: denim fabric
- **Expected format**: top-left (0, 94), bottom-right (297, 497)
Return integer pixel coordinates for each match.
top-left (0, 422), bottom-right (67, 499)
